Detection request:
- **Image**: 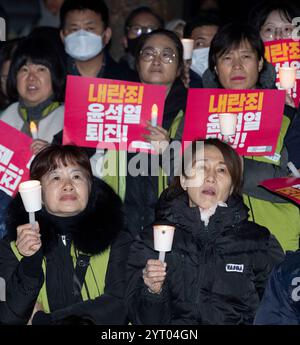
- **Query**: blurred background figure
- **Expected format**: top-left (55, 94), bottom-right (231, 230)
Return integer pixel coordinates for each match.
top-left (165, 18), bottom-right (186, 39)
top-left (59, 0), bottom-right (128, 80)
top-left (119, 6), bottom-right (164, 72)
top-left (36, 0), bottom-right (65, 28)
top-left (183, 9), bottom-right (221, 87)
top-left (249, 0), bottom-right (300, 171)
top-left (249, 0), bottom-right (300, 42)
top-left (0, 38), bottom-right (22, 112)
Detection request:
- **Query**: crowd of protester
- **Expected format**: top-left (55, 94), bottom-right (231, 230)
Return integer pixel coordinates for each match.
top-left (0, 0), bottom-right (300, 325)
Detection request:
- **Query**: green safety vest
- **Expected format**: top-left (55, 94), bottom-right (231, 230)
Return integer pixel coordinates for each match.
top-left (243, 114), bottom-right (300, 252)
top-left (103, 110), bottom-right (185, 200)
top-left (10, 241), bottom-right (110, 312)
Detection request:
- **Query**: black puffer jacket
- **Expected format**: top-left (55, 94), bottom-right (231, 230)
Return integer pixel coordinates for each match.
top-left (0, 178), bottom-right (132, 325)
top-left (126, 188), bottom-right (284, 325)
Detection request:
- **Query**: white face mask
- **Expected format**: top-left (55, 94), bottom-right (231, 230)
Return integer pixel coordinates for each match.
top-left (64, 30), bottom-right (103, 61)
top-left (190, 47), bottom-right (210, 77)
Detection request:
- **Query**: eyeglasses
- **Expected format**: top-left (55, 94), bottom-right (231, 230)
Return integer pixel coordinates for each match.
top-left (127, 25), bottom-right (157, 37)
top-left (139, 47), bottom-right (177, 64)
top-left (260, 24), bottom-right (295, 40)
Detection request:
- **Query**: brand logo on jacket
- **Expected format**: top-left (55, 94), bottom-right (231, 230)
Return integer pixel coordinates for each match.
top-left (225, 264), bottom-right (244, 273)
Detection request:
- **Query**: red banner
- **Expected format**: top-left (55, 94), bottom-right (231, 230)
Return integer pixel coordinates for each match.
top-left (182, 88), bottom-right (285, 156)
top-left (264, 39), bottom-right (300, 107)
top-left (260, 177), bottom-right (300, 205)
top-left (0, 121), bottom-right (33, 197)
top-left (63, 76), bottom-right (167, 153)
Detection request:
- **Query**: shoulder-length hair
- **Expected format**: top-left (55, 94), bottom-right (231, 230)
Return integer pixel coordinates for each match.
top-left (6, 36), bottom-right (66, 103)
top-left (171, 138), bottom-right (243, 197)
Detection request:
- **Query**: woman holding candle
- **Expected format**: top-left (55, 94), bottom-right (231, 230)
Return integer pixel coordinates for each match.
top-left (0, 35), bottom-right (66, 240)
top-left (200, 22), bottom-right (300, 252)
top-left (249, 0), bottom-right (300, 170)
top-left (122, 29), bottom-right (187, 236)
top-left (0, 145), bottom-right (131, 325)
top-left (126, 139), bottom-right (284, 325)
top-left (0, 35), bottom-right (66, 155)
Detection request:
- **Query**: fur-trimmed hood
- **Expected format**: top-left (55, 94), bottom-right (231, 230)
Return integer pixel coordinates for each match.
top-left (6, 178), bottom-right (124, 256)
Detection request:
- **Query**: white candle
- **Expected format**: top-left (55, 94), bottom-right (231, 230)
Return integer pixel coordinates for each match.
top-left (287, 161), bottom-right (300, 178)
top-left (181, 39), bottom-right (194, 60)
top-left (159, 251), bottom-right (166, 263)
top-left (30, 121), bottom-right (38, 139)
top-left (151, 104), bottom-right (158, 127)
top-left (278, 67), bottom-right (297, 90)
top-left (29, 212), bottom-right (36, 229)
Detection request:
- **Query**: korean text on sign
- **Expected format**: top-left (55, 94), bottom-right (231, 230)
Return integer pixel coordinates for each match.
top-left (206, 92), bottom-right (264, 149)
top-left (86, 84), bottom-right (144, 143)
top-left (0, 144), bottom-right (24, 196)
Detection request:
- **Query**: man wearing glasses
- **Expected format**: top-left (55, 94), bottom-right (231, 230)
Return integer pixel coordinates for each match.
top-left (119, 6), bottom-right (164, 72)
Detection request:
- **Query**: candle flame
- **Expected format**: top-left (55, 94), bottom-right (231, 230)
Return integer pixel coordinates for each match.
top-left (30, 121), bottom-right (37, 133)
top-left (151, 104), bottom-right (158, 116)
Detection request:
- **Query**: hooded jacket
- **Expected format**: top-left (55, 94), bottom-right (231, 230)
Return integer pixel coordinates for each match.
top-left (0, 178), bottom-right (132, 325)
top-left (125, 188), bottom-right (284, 325)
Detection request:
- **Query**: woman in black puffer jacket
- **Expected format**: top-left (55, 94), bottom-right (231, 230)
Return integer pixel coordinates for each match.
top-left (126, 138), bottom-right (284, 325)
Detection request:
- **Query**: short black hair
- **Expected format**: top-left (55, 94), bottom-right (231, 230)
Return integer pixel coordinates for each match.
top-left (184, 10), bottom-right (222, 38)
top-left (208, 22), bottom-right (265, 72)
top-left (249, 0), bottom-right (300, 31)
top-left (7, 36), bottom-right (66, 102)
top-left (60, 0), bottom-right (109, 29)
top-left (124, 6), bottom-right (164, 34)
top-left (135, 28), bottom-right (184, 73)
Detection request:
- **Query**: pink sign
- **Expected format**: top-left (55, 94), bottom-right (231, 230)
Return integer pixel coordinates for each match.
top-left (63, 76), bottom-right (167, 153)
top-left (260, 177), bottom-right (300, 205)
top-left (182, 89), bottom-right (285, 156)
top-left (264, 39), bottom-right (300, 107)
top-left (0, 121), bottom-right (33, 197)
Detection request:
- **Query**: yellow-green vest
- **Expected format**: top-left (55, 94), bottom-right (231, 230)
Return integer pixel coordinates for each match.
top-left (243, 114), bottom-right (300, 252)
top-left (103, 110), bottom-right (184, 200)
top-left (10, 241), bottom-right (110, 312)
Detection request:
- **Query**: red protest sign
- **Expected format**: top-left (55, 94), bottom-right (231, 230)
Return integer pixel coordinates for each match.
top-left (182, 88), bottom-right (285, 156)
top-left (260, 177), bottom-right (300, 205)
top-left (63, 76), bottom-right (167, 153)
top-left (264, 39), bottom-right (300, 107)
top-left (0, 120), bottom-right (33, 197)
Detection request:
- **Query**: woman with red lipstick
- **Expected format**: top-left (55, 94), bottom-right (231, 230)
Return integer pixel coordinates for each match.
top-left (126, 139), bottom-right (284, 325)
top-left (205, 22), bottom-right (300, 253)
top-left (0, 145), bottom-right (131, 324)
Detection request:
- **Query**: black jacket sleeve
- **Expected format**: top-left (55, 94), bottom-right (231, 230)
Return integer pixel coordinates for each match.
top-left (125, 236), bottom-right (172, 325)
top-left (252, 234), bottom-right (285, 300)
top-left (0, 238), bottom-right (44, 325)
top-left (35, 231), bottom-right (132, 325)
